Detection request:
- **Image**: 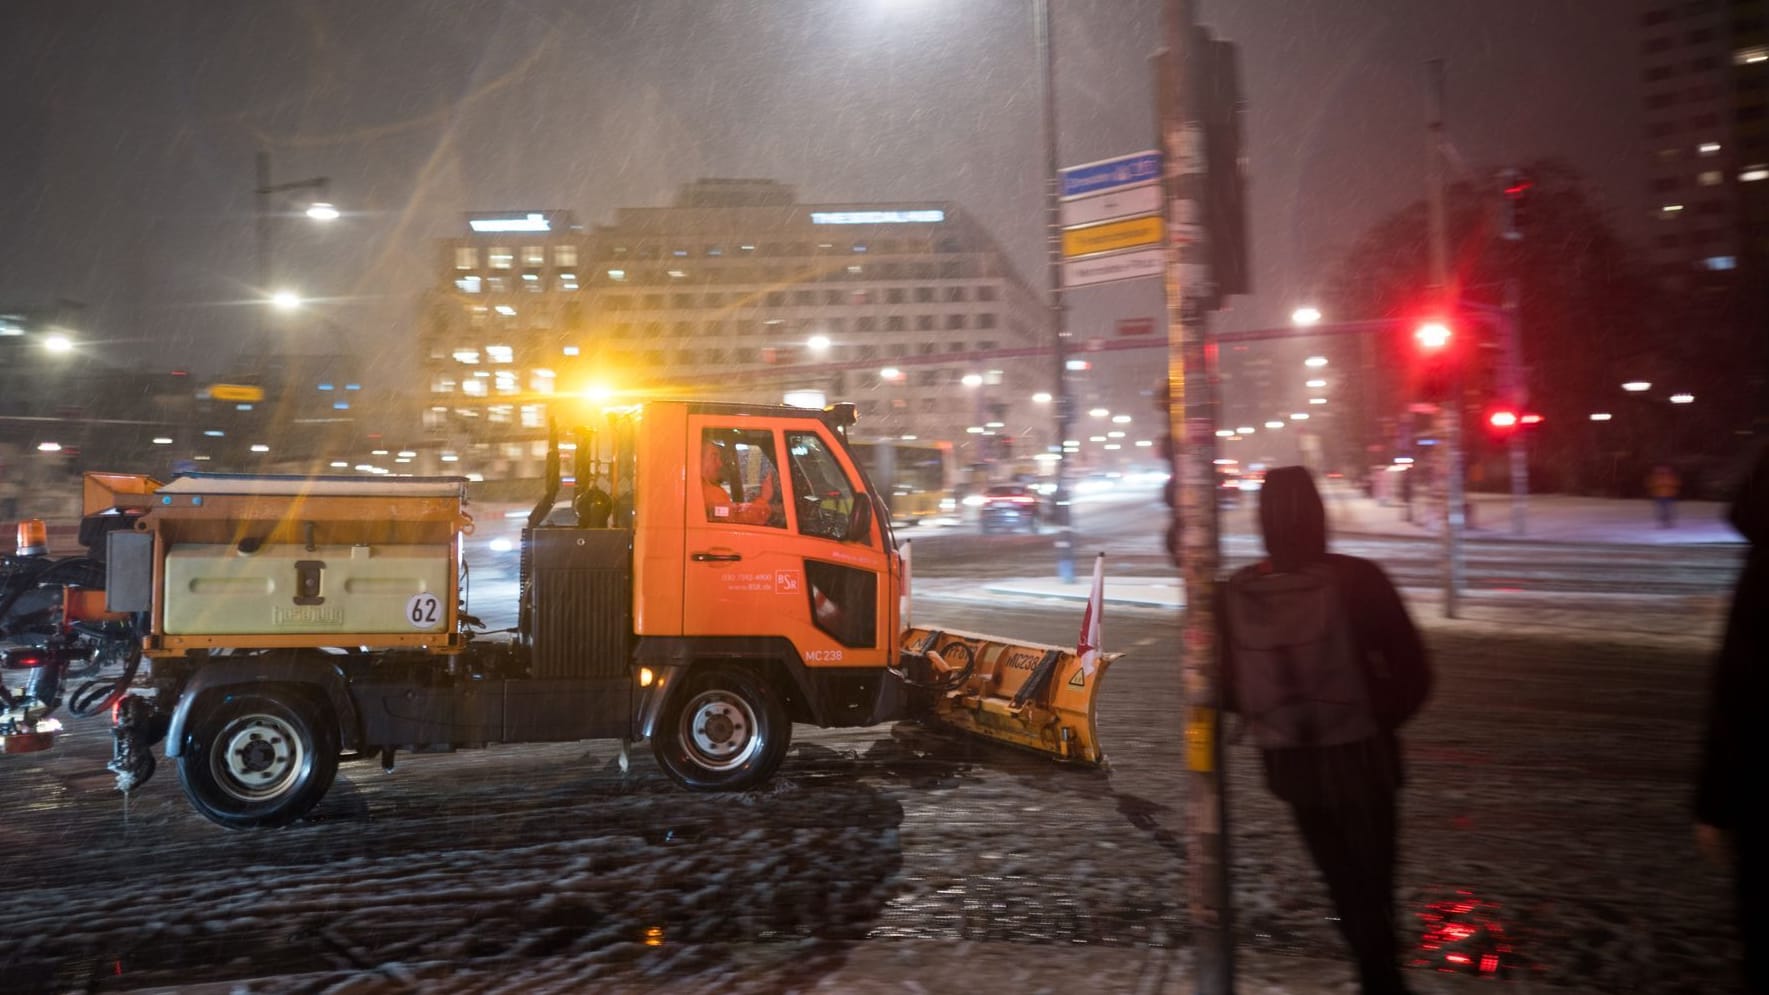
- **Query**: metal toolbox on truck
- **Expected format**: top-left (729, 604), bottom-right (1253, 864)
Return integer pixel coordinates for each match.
top-left (162, 542), bottom-right (454, 635)
top-left (125, 473), bottom-right (473, 655)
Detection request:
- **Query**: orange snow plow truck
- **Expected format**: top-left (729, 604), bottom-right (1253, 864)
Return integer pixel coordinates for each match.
top-left (64, 400), bottom-right (1117, 828)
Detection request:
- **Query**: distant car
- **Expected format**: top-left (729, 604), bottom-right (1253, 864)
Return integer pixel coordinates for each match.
top-left (979, 483), bottom-right (1041, 535)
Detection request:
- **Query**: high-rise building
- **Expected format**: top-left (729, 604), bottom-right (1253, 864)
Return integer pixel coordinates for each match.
top-left (419, 181), bottom-right (1053, 480)
top-left (1639, 0), bottom-right (1769, 281)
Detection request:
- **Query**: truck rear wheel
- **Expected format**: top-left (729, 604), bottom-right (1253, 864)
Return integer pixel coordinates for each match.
top-left (176, 687), bottom-right (339, 829)
top-left (652, 667), bottom-right (790, 791)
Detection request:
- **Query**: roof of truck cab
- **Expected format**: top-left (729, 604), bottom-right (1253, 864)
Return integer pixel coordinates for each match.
top-left (157, 473), bottom-right (469, 498)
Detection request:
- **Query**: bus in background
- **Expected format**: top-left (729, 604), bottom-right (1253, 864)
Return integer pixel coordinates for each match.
top-left (849, 439), bottom-right (956, 527)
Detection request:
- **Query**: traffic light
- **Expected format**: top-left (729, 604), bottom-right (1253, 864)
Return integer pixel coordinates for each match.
top-left (1414, 321), bottom-right (1452, 351)
top-left (1412, 319), bottom-right (1457, 401)
top-left (1194, 29), bottom-right (1249, 302)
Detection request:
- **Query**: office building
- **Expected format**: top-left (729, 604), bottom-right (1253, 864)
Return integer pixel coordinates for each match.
top-left (419, 180), bottom-right (1054, 479)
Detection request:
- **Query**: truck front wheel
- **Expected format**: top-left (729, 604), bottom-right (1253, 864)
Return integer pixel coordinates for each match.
top-left (176, 687), bottom-right (339, 829)
top-left (652, 667), bottom-right (790, 791)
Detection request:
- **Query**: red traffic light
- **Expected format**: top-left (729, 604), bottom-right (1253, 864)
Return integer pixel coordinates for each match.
top-left (1414, 321), bottom-right (1452, 351)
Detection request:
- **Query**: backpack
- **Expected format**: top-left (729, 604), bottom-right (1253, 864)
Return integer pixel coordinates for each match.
top-left (1225, 561), bottom-right (1379, 749)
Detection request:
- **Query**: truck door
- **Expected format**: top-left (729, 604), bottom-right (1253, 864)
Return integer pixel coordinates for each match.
top-left (682, 417), bottom-right (894, 669)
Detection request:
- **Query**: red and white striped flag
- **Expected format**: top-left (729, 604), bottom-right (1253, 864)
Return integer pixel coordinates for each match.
top-left (1076, 552), bottom-right (1104, 677)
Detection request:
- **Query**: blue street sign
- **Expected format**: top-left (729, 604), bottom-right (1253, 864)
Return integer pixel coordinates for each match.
top-left (1060, 151), bottom-right (1163, 200)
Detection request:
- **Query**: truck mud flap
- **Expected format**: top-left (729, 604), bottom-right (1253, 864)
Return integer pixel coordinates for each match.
top-left (899, 626), bottom-right (1117, 765)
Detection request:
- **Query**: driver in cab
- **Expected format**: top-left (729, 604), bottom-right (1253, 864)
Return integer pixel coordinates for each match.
top-left (701, 440), bottom-right (778, 525)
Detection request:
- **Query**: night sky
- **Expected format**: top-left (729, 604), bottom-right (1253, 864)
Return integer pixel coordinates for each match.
top-left (0, 1), bottom-right (1640, 385)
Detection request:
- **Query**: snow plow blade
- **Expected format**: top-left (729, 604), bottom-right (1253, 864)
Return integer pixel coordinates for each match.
top-left (899, 626), bottom-right (1118, 764)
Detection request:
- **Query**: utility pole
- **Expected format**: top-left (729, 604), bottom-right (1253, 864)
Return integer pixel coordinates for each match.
top-left (1499, 169), bottom-right (1530, 537)
top-left (1158, 0), bottom-right (1232, 989)
top-left (1425, 60), bottom-right (1464, 618)
top-left (1034, 0), bottom-right (1076, 584)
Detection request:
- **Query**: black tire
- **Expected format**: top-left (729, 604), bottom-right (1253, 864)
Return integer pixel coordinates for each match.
top-left (651, 666), bottom-right (790, 791)
top-left (176, 686), bottom-right (339, 829)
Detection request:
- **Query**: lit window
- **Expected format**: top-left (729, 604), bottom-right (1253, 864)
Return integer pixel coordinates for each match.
top-left (432, 376), bottom-right (457, 393)
top-left (486, 345), bottom-right (514, 364)
top-left (522, 245), bottom-right (545, 266)
top-left (530, 369), bottom-right (555, 393)
top-left (554, 245), bottom-right (578, 268)
top-left (607, 269), bottom-right (627, 281)
top-left (1703, 255), bottom-right (1737, 270)
top-left (1698, 141), bottom-right (1722, 155)
top-left (454, 246), bottom-right (477, 269)
top-left (452, 348), bottom-right (481, 364)
top-left (462, 378), bottom-right (487, 397)
top-left (521, 404), bottom-right (545, 428)
top-left (455, 275), bottom-right (481, 293)
top-left (1699, 170), bottom-right (1723, 186)
top-left (487, 247), bottom-right (513, 269)
top-left (1741, 165), bottom-right (1769, 182)
top-left (563, 345), bottom-right (580, 356)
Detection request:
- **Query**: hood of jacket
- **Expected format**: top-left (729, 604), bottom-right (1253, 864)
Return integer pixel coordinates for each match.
top-left (1258, 465), bottom-right (1328, 570)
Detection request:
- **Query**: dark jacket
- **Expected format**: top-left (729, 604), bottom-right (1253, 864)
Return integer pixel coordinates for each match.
top-left (1222, 466), bottom-right (1432, 805)
top-left (1695, 446), bottom-right (1769, 833)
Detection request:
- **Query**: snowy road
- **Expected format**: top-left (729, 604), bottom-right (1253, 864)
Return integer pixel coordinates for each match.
top-left (0, 495), bottom-right (1749, 994)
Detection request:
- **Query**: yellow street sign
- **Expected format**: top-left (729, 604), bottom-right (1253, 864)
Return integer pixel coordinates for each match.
top-left (209, 384), bottom-right (265, 403)
top-left (1061, 215), bottom-right (1163, 259)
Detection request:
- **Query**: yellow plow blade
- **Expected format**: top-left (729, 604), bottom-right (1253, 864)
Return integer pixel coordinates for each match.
top-left (900, 626), bottom-right (1119, 764)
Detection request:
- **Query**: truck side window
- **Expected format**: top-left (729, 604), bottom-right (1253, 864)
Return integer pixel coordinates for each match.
top-left (700, 429), bottom-right (784, 528)
top-left (785, 432), bottom-right (860, 542)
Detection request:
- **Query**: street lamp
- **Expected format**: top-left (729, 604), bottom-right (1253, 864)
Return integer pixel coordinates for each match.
top-left (255, 148), bottom-right (336, 345)
top-left (1291, 305), bottom-right (1322, 326)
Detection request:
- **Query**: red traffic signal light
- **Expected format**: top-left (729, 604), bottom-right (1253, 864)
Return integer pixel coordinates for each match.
top-left (1415, 321), bottom-right (1453, 351)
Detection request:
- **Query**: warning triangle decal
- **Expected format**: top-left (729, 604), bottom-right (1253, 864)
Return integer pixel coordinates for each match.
top-left (1067, 669), bottom-right (1085, 689)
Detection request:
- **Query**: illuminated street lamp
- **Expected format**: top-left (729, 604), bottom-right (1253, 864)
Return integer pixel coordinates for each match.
top-left (1291, 305), bottom-right (1322, 326)
top-left (1622, 380), bottom-right (1652, 392)
top-left (271, 291), bottom-right (302, 312)
top-left (1304, 355), bottom-right (1329, 368)
top-left (256, 148), bottom-right (336, 339)
top-left (806, 334), bottom-right (831, 353)
top-left (42, 333), bottom-right (74, 354)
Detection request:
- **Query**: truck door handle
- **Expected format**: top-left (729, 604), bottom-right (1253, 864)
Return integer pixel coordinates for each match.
top-left (691, 551), bottom-right (743, 562)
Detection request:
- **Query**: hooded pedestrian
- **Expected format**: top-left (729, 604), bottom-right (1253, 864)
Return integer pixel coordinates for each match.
top-left (1695, 444), bottom-right (1769, 993)
top-left (1221, 465), bottom-right (1432, 995)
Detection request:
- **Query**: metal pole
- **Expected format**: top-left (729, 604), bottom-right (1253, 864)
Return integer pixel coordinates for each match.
top-left (1159, 1), bottom-right (1232, 989)
top-left (1499, 168), bottom-right (1529, 537)
top-left (256, 148), bottom-right (273, 355)
top-left (1503, 274), bottom-right (1528, 536)
top-left (1425, 60), bottom-right (1463, 618)
top-left (1035, 0), bottom-right (1076, 584)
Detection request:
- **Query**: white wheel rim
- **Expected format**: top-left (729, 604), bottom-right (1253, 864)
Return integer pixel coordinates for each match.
top-left (212, 712), bottom-right (305, 802)
top-left (680, 690), bottom-right (761, 772)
